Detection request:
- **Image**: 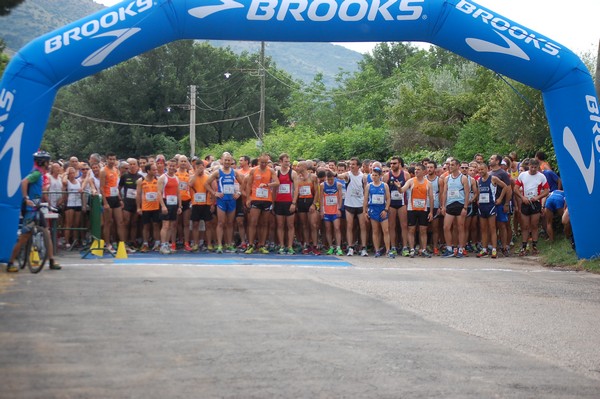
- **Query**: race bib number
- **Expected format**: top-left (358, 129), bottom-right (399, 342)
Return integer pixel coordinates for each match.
top-left (299, 185), bottom-right (311, 196)
top-left (278, 184), bottom-right (291, 194)
top-left (391, 190), bottom-right (402, 200)
top-left (222, 184), bottom-right (235, 195)
top-left (412, 198), bottom-right (426, 209)
top-left (126, 189), bottom-right (137, 199)
top-left (371, 194), bottom-right (385, 205)
top-left (256, 187), bottom-right (269, 199)
top-left (479, 193), bottom-right (490, 204)
top-left (194, 192), bottom-right (206, 203)
top-left (325, 196), bottom-right (338, 206)
top-left (351, 188), bottom-right (362, 198)
top-left (145, 192), bottom-right (157, 202)
top-left (448, 189), bottom-right (460, 201)
top-left (179, 181), bottom-right (188, 191)
top-left (109, 186), bottom-right (119, 197)
top-left (166, 195), bottom-right (177, 205)
top-left (525, 189), bottom-right (536, 199)
top-left (341, 188), bottom-right (346, 199)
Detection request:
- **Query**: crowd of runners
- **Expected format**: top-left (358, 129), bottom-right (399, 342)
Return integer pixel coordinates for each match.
top-left (6, 148), bottom-right (573, 271)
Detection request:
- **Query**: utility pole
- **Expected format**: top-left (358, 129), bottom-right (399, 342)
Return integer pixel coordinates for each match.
top-left (259, 41), bottom-right (266, 141)
top-left (189, 85), bottom-right (196, 158)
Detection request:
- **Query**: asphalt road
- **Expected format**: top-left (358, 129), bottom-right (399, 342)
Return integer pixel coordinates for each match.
top-left (1, 252), bottom-right (599, 398)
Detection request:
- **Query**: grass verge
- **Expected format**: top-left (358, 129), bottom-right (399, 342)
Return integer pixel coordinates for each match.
top-left (537, 236), bottom-right (600, 273)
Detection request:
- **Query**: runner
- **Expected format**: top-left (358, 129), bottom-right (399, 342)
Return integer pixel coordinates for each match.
top-left (274, 153), bottom-right (297, 254)
top-left (99, 152), bottom-right (126, 254)
top-left (440, 158), bottom-right (470, 258)
top-left (157, 159), bottom-right (182, 254)
top-left (320, 170), bottom-right (344, 256)
top-left (205, 152), bottom-right (244, 253)
top-left (383, 156), bottom-right (410, 257)
top-left (136, 163), bottom-right (161, 253)
top-left (426, 161), bottom-right (445, 255)
top-left (337, 157), bottom-right (368, 256)
top-left (175, 156), bottom-right (192, 251)
top-left (363, 167), bottom-right (392, 258)
top-left (189, 158), bottom-right (215, 251)
top-left (399, 163), bottom-right (434, 258)
top-left (119, 158), bottom-right (142, 252)
top-left (476, 162), bottom-right (508, 258)
top-left (245, 154), bottom-right (280, 254)
top-left (291, 161), bottom-right (320, 255)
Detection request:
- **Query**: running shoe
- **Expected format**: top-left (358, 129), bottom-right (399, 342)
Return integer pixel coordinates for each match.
top-left (258, 246), bottom-right (269, 254)
top-left (326, 247), bottom-right (335, 255)
top-left (311, 247), bottom-right (321, 256)
top-left (491, 248), bottom-right (497, 259)
top-left (336, 247), bottom-right (344, 256)
top-left (461, 248), bottom-right (469, 257)
top-left (360, 248), bottom-right (368, 257)
top-left (387, 251), bottom-right (396, 259)
top-left (6, 263), bottom-right (17, 273)
top-left (455, 249), bottom-right (464, 259)
top-left (216, 245), bottom-right (223, 254)
top-left (302, 246), bottom-right (312, 255)
top-left (390, 247), bottom-right (398, 256)
top-left (518, 247), bottom-right (527, 257)
top-left (184, 242), bottom-right (193, 252)
top-left (287, 247), bottom-right (296, 255)
top-left (477, 249), bottom-right (488, 258)
top-left (409, 248), bottom-right (415, 258)
top-left (106, 244), bottom-right (117, 255)
top-left (374, 250), bottom-right (382, 258)
top-left (401, 247), bottom-right (410, 257)
top-left (441, 248), bottom-right (454, 258)
top-left (238, 242), bottom-right (248, 252)
top-left (152, 242), bottom-right (161, 252)
top-left (191, 243), bottom-right (199, 252)
top-left (279, 247), bottom-right (287, 255)
top-left (420, 249), bottom-right (432, 258)
top-left (465, 243), bottom-right (475, 253)
top-left (140, 243), bottom-right (150, 253)
top-left (244, 245), bottom-right (255, 254)
top-left (159, 244), bottom-right (170, 255)
top-left (433, 247), bottom-right (440, 256)
top-left (347, 247), bottom-right (354, 256)
top-left (225, 246), bottom-right (237, 253)
top-left (531, 246), bottom-right (539, 256)
top-left (171, 242), bottom-right (177, 252)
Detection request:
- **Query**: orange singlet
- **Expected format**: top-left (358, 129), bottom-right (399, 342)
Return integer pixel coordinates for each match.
top-left (250, 168), bottom-right (272, 202)
top-left (176, 170), bottom-right (191, 202)
top-left (103, 166), bottom-right (119, 198)
top-left (190, 173), bottom-right (212, 206)
top-left (141, 178), bottom-right (159, 211)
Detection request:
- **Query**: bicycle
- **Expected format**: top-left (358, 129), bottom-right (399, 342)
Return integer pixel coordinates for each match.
top-left (17, 202), bottom-right (54, 273)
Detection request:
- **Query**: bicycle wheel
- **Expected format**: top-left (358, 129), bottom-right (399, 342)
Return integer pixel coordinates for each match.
top-left (17, 244), bottom-right (27, 270)
top-left (27, 226), bottom-right (50, 273)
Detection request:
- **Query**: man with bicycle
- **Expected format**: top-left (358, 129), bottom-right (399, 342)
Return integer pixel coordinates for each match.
top-left (6, 151), bottom-right (61, 272)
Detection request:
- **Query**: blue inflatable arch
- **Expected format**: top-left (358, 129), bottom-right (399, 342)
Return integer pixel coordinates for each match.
top-left (0, 0), bottom-right (598, 259)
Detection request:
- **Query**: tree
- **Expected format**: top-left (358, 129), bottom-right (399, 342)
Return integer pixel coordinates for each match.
top-left (0, 0), bottom-right (24, 16)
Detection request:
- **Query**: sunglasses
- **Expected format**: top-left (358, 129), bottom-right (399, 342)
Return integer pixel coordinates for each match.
top-left (81, 168), bottom-right (90, 171)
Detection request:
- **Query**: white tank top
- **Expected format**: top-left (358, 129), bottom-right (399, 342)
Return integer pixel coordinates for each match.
top-left (344, 171), bottom-right (364, 208)
top-left (66, 178), bottom-right (82, 207)
top-left (47, 174), bottom-right (63, 208)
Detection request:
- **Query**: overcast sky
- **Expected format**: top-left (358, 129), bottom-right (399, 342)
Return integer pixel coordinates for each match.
top-left (94, 0), bottom-right (599, 55)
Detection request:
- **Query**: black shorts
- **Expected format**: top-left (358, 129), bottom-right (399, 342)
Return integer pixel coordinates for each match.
top-left (345, 206), bottom-right (363, 216)
top-left (427, 207), bottom-right (440, 220)
top-left (106, 196), bottom-right (121, 209)
top-left (66, 206), bottom-right (82, 212)
top-left (445, 202), bottom-right (464, 217)
top-left (478, 205), bottom-right (497, 219)
top-left (123, 198), bottom-right (137, 213)
top-left (181, 200), bottom-right (191, 212)
top-left (521, 201), bottom-right (542, 216)
top-left (141, 210), bottom-right (160, 225)
top-left (407, 210), bottom-right (429, 227)
top-left (297, 198), bottom-right (314, 213)
top-left (274, 201), bottom-right (293, 216)
top-left (466, 203), bottom-right (478, 217)
top-left (160, 205), bottom-right (178, 221)
top-left (191, 205), bottom-right (213, 222)
top-left (251, 200), bottom-right (272, 211)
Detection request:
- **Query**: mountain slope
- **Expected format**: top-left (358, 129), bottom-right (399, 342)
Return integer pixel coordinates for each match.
top-left (0, 0), bottom-right (362, 86)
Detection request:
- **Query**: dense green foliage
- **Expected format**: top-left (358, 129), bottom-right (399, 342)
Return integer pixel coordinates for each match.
top-left (1, 37), bottom-right (597, 169)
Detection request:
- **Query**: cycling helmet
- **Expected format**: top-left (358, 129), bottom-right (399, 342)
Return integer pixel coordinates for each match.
top-left (33, 151), bottom-right (51, 165)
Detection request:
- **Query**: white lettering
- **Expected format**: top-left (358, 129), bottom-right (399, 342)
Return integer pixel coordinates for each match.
top-left (339, 0), bottom-right (368, 21)
top-left (397, 0), bottom-right (423, 20)
top-left (587, 96), bottom-right (600, 161)
top-left (44, 0), bottom-right (154, 54)
top-left (456, 0), bottom-right (561, 58)
top-left (0, 89), bottom-right (15, 134)
top-left (277, 0), bottom-right (307, 21)
top-left (368, 0), bottom-right (394, 20)
top-left (248, 0), bottom-right (277, 20)
top-left (307, 0), bottom-right (337, 22)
